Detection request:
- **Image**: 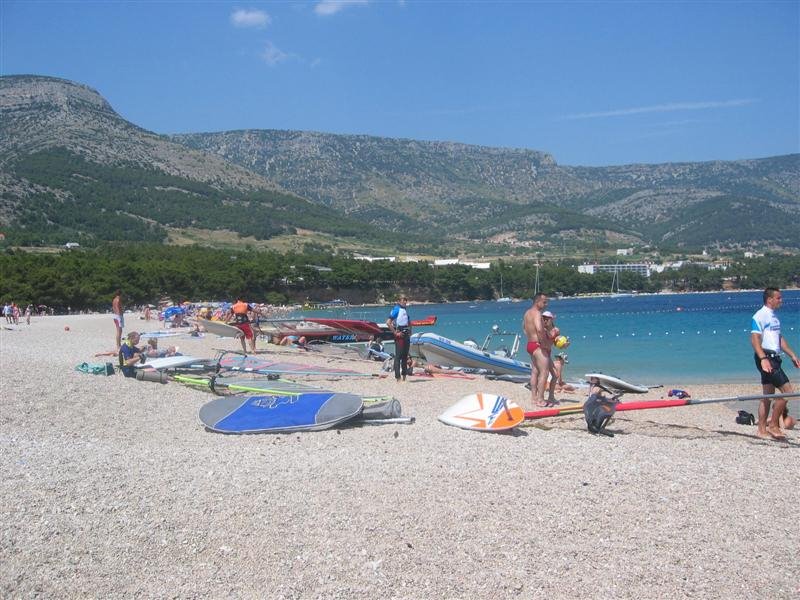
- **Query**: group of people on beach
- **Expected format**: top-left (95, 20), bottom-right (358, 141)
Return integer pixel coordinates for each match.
top-left (111, 285), bottom-right (799, 439)
top-left (523, 292), bottom-right (571, 407)
top-left (3, 302), bottom-right (33, 326)
top-left (523, 287), bottom-right (799, 439)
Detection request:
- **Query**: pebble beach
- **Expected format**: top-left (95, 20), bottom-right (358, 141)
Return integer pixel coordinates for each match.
top-left (2, 314), bottom-right (798, 599)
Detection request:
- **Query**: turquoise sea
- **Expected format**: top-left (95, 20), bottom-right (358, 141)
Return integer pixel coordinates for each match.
top-left (306, 290), bottom-right (800, 386)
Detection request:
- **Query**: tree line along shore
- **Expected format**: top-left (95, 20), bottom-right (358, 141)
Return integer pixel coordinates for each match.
top-left (1, 245), bottom-right (798, 313)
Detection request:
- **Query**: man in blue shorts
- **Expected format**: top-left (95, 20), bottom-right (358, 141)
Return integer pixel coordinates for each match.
top-left (750, 287), bottom-right (800, 440)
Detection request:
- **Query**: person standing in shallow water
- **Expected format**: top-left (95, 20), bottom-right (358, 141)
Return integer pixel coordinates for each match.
top-left (750, 287), bottom-right (800, 440)
top-left (387, 296), bottom-right (411, 382)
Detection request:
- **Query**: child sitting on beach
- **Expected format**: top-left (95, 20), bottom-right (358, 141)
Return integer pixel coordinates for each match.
top-left (550, 352), bottom-right (576, 393)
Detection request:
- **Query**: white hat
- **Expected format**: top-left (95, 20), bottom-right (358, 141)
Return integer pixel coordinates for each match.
top-left (542, 310), bottom-right (555, 319)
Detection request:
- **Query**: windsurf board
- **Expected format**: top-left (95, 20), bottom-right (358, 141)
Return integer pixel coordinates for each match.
top-left (197, 318), bottom-right (242, 338)
top-left (585, 373), bottom-right (648, 394)
top-left (439, 393), bottom-right (525, 432)
top-left (137, 355), bottom-right (212, 370)
top-left (138, 331), bottom-right (183, 338)
top-left (175, 374), bottom-right (323, 395)
top-left (199, 392), bottom-right (363, 434)
top-left (219, 354), bottom-right (366, 376)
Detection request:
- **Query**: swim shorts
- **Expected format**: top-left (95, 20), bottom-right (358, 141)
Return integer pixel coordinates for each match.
top-left (113, 314), bottom-right (124, 329)
top-left (754, 353), bottom-right (789, 387)
top-left (526, 341), bottom-right (540, 355)
top-left (236, 322), bottom-right (254, 340)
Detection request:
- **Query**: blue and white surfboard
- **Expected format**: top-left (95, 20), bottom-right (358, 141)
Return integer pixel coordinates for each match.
top-left (199, 392), bottom-right (363, 434)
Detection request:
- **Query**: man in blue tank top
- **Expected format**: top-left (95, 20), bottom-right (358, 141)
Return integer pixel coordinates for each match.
top-left (750, 287), bottom-right (800, 440)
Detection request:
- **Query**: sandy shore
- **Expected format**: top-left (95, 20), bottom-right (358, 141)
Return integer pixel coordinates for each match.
top-left (1, 314), bottom-right (798, 599)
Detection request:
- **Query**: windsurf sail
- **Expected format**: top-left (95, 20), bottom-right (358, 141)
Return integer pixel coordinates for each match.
top-left (218, 354), bottom-right (377, 377)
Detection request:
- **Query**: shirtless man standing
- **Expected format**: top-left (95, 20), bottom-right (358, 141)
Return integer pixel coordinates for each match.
top-left (112, 289), bottom-right (123, 350)
top-left (523, 293), bottom-right (552, 407)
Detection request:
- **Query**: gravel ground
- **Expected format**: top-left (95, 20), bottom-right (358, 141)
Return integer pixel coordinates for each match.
top-left (1, 314), bottom-right (798, 599)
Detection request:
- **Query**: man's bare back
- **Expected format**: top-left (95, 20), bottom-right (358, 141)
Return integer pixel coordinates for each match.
top-left (523, 294), bottom-right (552, 407)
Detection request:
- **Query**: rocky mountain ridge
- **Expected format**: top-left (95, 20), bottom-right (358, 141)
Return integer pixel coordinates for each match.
top-left (0, 75), bottom-right (275, 191)
top-left (1, 75), bottom-right (798, 252)
top-left (173, 129), bottom-right (799, 250)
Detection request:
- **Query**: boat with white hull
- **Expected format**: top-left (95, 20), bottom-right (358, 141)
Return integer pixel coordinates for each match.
top-left (410, 331), bottom-right (531, 376)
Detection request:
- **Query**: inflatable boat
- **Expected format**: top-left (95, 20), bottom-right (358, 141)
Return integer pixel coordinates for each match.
top-left (410, 331), bottom-right (531, 376)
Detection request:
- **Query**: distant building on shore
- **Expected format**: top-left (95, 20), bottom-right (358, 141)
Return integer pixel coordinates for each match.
top-left (578, 263), bottom-right (651, 277)
top-left (578, 260), bottom-right (729, 278)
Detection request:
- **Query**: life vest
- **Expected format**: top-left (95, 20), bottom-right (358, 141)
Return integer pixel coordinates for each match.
top-left (232, 301), bottom-right (250, 323)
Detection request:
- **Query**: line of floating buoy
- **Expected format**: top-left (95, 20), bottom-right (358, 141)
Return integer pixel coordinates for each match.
top-left (443, 317), bottom-right (795, 332)
top-left (433, 318), bottom-right (796, 341)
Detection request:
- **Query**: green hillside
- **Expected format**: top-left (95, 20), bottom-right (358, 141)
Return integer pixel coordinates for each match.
top-left (2, 75), bottom-right (798, 254)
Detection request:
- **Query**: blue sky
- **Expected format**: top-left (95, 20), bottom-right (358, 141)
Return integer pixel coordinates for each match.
top-left (1, 1), bottom-right (798, 166)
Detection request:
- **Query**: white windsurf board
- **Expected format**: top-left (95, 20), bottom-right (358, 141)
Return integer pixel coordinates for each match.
top-left (439, 393), bottom-right (525, 432)
top-left (584, 373), bottom-right (648, 394)
top-left (136, 355), bottom-right (211, 370)
top-left (196, 318), bottom-right (242, 338)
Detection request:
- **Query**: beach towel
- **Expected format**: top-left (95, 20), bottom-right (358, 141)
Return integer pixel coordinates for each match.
top-left (75, 362), bottom-right (116, 376)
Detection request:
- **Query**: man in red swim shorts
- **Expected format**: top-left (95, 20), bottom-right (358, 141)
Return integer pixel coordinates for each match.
top-left (228, 296), bottom-right (257, 354)
top-left (523, 293), bottom-right (552, 407)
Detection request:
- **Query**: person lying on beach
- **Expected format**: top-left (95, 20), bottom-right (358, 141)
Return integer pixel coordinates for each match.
top-left (278, 335), bottom-right (308, 349)
top-left (143, 337), bottom-right (180, 359)
top-left (407, 357), bottom-right (448, 375)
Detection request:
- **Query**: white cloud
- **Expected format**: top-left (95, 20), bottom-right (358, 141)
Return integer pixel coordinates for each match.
top-left (260, 41), bottom-right (290, 66)
top-left (230, 8), bottom-right (271, 28)
top-left (314, 0), bottom-right (369, 17)
top-left (563, 98), bottom-right (758, 120)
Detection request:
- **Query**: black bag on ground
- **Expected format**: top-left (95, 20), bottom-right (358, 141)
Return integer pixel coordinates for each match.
top-left (360, 399), bottom-right (402, 420)
top-left (583, 393), bottom-right (618, 436)
top-left (735, 410), bottom-right (755, 426)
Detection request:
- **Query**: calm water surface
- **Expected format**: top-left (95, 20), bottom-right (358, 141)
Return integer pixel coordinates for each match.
top-left (305, 290), bottom-right (800, 386)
